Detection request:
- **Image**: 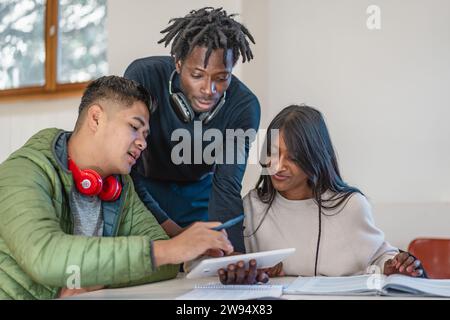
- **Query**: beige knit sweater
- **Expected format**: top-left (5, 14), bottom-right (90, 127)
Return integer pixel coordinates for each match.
top-left (243, 190), bottom-right (398, 276)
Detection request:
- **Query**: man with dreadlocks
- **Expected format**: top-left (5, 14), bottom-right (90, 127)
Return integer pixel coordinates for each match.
top-left (124, 7), bottom-right (260, 252)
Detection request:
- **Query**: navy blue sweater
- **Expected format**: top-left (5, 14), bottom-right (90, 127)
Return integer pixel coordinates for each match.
top-left (124, 56), bottom-right (260, 251)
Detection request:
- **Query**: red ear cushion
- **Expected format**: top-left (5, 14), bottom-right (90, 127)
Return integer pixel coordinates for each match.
top-left (99, 176), bottom-right (122, 201)
top-left (77, 169), bottom-right (103, 196)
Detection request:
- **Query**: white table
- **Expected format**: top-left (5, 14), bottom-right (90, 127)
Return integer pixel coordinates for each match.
top-left (65, 274), bottom-right (444, 300)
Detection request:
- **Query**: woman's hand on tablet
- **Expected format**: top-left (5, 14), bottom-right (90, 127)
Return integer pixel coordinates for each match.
top-left (218, 259), bottom-right (269, 285)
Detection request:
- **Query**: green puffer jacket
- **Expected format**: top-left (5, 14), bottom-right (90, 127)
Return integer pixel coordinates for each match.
top-left (0, 128), bottom-right (179, 299)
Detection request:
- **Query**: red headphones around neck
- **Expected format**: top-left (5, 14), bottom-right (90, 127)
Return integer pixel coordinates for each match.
top-left (68, 158), bottom-right (122, 201)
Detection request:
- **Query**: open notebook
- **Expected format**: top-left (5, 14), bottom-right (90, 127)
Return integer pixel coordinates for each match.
top-left (284, 274), bottom-right (450, 297)
top-left (176, 283), bottom-right (284, 300)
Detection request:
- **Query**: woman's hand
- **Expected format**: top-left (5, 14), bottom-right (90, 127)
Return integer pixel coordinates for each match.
top-left (384, 252), bottom-right (424, 277)
top-left (218, 259), bottom-right (270, 285)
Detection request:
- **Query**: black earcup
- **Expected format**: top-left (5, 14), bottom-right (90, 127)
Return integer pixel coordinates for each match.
top-left (171, 92), bottom-right (195, 123)
top-left (202, 93), bottom-right (226, 124)
top-left (168, 69), bottom-right (226, 124)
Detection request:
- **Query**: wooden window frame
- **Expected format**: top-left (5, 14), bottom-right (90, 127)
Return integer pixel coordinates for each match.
top-left (0, 0), bottom-right (90, 102)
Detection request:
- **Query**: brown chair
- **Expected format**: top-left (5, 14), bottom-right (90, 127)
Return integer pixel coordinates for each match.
top-left (408, 238), bottom-right (450, 279)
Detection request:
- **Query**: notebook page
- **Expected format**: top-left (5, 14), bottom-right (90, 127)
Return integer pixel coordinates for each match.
top-left (176, 284), bottom-right (284, 300)
top-left (383, 274), bottom-right (450, 297)
top-left (284, 275), bottom-right (384, 295)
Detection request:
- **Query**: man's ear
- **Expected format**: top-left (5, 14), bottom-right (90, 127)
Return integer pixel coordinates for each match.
top-left (175, 59), bottom-right (182, 74)
top-left (86, 104), bottom-right (104, 132)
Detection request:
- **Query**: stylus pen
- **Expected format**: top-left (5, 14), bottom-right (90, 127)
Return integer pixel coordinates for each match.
top-left (211, 214), bottom-right (245, 231)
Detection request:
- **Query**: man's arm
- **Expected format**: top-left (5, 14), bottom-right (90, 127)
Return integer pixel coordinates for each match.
top-left (122, 183), bottom-right (234, 266)
top-left (208, 97), bottom-right (261, 252)
top-left (119, 176), bottom-right (234, 266)
top-left (125, 61), bottom-right (185, 237)
top-left (130, 170), bottom-right (169, 223)
top-left (209, 160), bottom-right (247, 252)
top-left (0, 158), bottom-right (171, 288)
top-left (130, 170), bottom-right (184, 237)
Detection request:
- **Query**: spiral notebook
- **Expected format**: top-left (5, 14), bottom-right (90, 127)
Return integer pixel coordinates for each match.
top-left (176, 283), bottom-right (284, 300)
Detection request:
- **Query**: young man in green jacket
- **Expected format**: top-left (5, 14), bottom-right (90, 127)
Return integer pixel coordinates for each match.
top-left (0, 76), bottom-right (233, 300)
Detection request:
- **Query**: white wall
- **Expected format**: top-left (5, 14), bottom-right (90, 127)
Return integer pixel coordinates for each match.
top-left (107, 0), bottom-right (242, 76)
top-left (264, 0), bottom-right (450, 204)
top-left (243, 0), bottom-right (450, 248)
top-left (1, 0), bottom-right (449, 248)
top-left (0, 98), bottom-right (79, 162)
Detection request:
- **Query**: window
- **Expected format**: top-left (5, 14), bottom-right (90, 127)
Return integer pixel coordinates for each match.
top-left (0, 0), bottom-right (107, 100)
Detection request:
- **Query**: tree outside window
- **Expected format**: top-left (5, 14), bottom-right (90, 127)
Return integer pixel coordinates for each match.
top-left (0, 0), bottom-right (107, 100)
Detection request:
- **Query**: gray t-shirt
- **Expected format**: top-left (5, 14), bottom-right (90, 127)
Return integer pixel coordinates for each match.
top-left (70, 188), bottom-right (103, 236)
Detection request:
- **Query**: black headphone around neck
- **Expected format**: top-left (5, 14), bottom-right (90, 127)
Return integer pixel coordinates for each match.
top-left (168, 70), bottom-right (227, 124)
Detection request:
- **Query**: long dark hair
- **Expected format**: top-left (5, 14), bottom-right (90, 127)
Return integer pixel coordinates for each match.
top-left (249, 105), bottom-right (363, 275)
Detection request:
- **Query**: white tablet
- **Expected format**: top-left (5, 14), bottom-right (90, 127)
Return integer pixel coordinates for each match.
top-left (186, 248), bottom-right (296, 279)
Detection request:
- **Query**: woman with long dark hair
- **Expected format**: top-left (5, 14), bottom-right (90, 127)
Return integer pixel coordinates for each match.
top-left (219, 105), bottom-right (424, 284)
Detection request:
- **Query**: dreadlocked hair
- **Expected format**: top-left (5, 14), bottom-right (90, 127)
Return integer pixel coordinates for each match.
top-left (158, 7), bottom-right (255, 68)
